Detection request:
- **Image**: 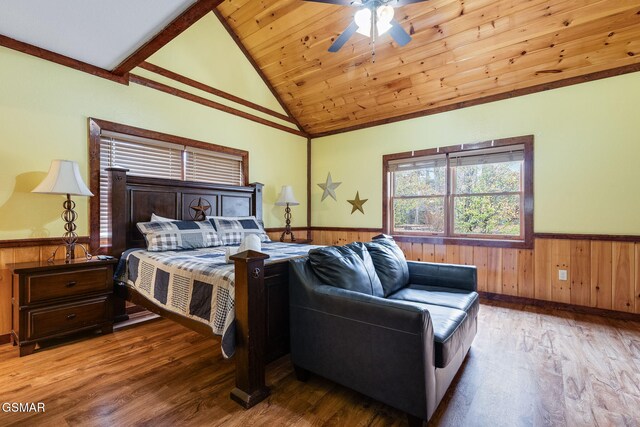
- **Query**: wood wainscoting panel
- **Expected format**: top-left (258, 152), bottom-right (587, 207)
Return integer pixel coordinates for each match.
top-left (445, 245), bottom-right (460, 265)
top-left (591, 241), bottom-right (613, 310)
top-left (551, 239), bottom-right (571, 304)
top-left (459, 246), bottom-right (475, 266)
top-left (306, 230), bottom-right (640, 318)
top-left (612, 242), bottom-right (635, 313)
top-left (473, 247), bottom-right (489, 293)
top-left (534, 239), bottom-right (553, 302)
top-left (486, 248), bottom-right (503, 295)
top-left (501, 249), bottom-right (518, 297)
top-left (434, 244), bottom-right (447, 264)
top-left (635, 243), bottom-right (640, 314)
top-left (0, 249), bottom-right (14, 336)
top-left (422, 244), bottom-right (436, 263)
top-left (517, 249), bottom-right (535, 299)
top-left (570, 240), bottom-right (591, 307)
top-left (410, 242), bottom-right (423, 262)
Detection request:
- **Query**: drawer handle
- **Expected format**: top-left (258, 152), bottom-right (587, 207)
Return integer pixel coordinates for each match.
top-left (66, 313), bottom-right (77, 320)
top-left (66, 281), bottom-right (77, 288)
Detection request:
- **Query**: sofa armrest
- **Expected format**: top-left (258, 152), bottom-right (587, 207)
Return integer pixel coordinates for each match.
top-left (407, 261), bottom-right (477, 292)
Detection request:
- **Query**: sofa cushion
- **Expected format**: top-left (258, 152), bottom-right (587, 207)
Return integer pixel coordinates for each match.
top-left (309, 243), bottom-right (384, 297)
top-left (364, 239), bottom-right (410, 297)
top-left (421, 304), bottom-right (469, 368)
top-left (389, 285), bottom-right (479, 320)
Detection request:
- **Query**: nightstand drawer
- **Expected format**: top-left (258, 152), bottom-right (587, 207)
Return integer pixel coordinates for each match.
top-left (27, 297), bottom-right (110, 340)
top-left (27, 267), bottom-right (111, 304)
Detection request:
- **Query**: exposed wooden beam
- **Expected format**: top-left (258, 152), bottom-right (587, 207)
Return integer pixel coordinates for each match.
top-left (0, 34), bottom-right (128, 85)
top-left (129, 74), bottom-right (308, 137)
top-left (139, 62), bottom-right (296, 124)
top-left (112, 0), bottom-right (223, 76)
top-left (212, 7), bottom-right (306, 133)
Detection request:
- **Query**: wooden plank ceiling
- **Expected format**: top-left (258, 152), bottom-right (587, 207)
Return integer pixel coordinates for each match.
top-left (216, 0), bottom-right (640, 136)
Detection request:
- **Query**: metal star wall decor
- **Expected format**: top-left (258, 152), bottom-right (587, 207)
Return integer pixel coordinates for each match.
top-left (317, 172), bottom-right (341, 201)
top-left (189, 197), bottom-right (212, 220)
top-left (347, 191), bottom-right (368, 214)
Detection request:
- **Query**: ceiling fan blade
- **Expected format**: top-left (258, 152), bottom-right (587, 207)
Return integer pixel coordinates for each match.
top-left (303, 0), bottom-right (361, 6)
top-left (329, 21), bottom-right (359, 52)
top-left (388, 19), bottom-right (412, 46)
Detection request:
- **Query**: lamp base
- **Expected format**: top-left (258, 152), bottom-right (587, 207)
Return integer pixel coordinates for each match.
top-left (279, 203), bottom-right (296, 242)
top-left (48, 194), bottom-right (92, 263)
top-left (279, 230), bottom-right (296, 242)
top-left (47, 243), bottom-right (92, 264)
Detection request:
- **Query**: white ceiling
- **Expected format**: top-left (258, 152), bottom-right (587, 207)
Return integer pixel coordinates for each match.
top-left (0, 0), bottom-right (196, 70)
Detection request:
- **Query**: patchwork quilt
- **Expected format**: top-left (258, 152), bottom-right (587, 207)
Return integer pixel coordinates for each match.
top-left (115, 242), bottom-right (318, 358)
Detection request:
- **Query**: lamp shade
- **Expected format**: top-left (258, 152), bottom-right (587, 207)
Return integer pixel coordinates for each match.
top-left (275, 185), bottom-right (299, 206)
top-left (32, 160), bottom-right (93, 196)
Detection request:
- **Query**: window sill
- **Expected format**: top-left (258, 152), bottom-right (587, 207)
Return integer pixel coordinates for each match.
top-left (391, 234), bottom-right (533, 249)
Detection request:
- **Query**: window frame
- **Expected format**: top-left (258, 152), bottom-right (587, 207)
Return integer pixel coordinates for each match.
top-left (383, 135), bottom-right (533, 249)
top-left (88, 118), bottom-right (249, 253)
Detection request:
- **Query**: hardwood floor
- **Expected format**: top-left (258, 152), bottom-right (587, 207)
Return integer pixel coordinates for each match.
top-left (0, 300), bottom-right (639, 426)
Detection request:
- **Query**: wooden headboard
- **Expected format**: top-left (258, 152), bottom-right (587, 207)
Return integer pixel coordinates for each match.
top-left (107, 167), bottom-right (263, 257)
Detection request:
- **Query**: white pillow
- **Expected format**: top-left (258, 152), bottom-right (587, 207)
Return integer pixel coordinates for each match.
top-left (225, 234), bottom-right (262, 263)
top-left (151, 213), bottom-right (175, 222)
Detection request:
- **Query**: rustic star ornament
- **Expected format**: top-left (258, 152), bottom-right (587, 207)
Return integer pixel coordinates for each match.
top-left (347, 191), bottom-right (368, 214)
top-left (189, 197), bottom-right (211, 220)
top-left (317, 172), bottom-right (341, 201)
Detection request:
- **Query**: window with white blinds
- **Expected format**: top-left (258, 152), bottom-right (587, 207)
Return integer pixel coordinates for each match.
top-left (98, 130), bottom-right (244, 241)
top-left (385, 138), bottom-right (532, 244)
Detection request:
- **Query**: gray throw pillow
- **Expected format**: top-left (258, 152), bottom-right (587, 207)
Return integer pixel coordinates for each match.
top-left (365, 237), bottom-right (410, 296)
top-left (308, 243), bottom-right (384, 297)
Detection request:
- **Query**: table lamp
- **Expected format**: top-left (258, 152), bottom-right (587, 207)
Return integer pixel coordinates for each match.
top-left (32, 160), bottom-right (94, 262)
top-left (275, 185), bottom-right (299, 242)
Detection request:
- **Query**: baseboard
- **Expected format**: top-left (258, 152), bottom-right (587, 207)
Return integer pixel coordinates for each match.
top-left (480, 292), bottom-right (640, 322)
top-left (0, 333), bottom-right (10, 345)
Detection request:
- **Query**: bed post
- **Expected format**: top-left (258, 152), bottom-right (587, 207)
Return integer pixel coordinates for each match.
top-left (250, 182), bottom-right (264, 223)
top-left (107, 167), bottom-right (129, 322)
top-left (107, 167), bottom-right (129, 257)
top-left (230, 249), bottom-right (271, 408)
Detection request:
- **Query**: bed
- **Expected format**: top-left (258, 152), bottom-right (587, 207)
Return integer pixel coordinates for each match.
top-left (106, 167), bottom-right (314, 408)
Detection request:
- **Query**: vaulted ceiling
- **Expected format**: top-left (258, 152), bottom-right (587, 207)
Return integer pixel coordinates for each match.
top-left (216, 0), bottom-right (640, 136)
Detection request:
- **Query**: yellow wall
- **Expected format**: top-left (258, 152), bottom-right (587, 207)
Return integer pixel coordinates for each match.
top-left (147, 13), bottom-right (288, 117)
top-left (311, 71), bottom-right (640, 235)
top-left (0, 15), bottom-right (307, 241)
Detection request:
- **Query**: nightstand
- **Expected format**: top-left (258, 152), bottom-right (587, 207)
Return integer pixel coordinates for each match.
top-left (8, 258), bottom-right (118, 356)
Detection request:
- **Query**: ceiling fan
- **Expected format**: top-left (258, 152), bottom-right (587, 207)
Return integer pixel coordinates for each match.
top-left (304, 0), bottom-right (428, 53)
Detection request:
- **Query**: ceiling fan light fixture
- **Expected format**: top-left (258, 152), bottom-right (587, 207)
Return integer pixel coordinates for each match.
top-left (376, 5), bottom-right (394, 35)
top-left (354, 8), bottom-right (372, 36)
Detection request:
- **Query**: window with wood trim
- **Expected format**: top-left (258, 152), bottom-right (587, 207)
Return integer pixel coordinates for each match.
top-left (384, 136), bottom-right (533, 248)
top-left (89, 119), bottom-right (248, 252)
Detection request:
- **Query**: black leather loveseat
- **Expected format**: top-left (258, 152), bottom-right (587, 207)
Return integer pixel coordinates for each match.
top-left (288, 236), bottom-right (478, 425)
